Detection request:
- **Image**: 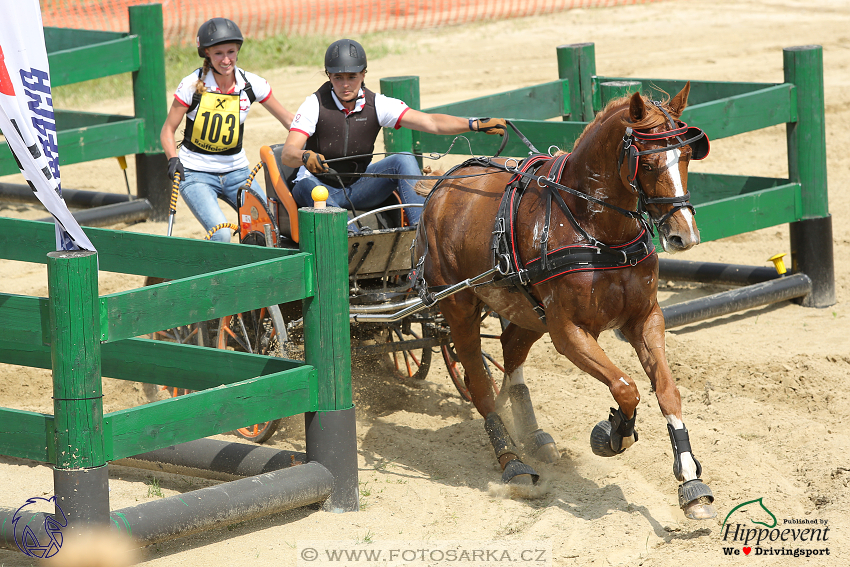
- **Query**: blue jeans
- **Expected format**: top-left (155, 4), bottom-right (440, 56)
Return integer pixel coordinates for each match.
top-left (292, 153), bottom-right (426, 225)
top-left (181, 167), bottom-right (264, 242)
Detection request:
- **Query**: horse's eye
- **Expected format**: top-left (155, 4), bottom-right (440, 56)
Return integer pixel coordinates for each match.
top-left (641, 163), bottom-right (653, 172)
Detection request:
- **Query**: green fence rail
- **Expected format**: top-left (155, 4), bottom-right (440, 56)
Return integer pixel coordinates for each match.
top-left (0, 208), bottom-right (352, 465)
top-left (381, 42), bottom-right (833, 306)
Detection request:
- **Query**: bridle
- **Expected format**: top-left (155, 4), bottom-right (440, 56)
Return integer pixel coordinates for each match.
top-left (617, 102), bottom-right (710, 232)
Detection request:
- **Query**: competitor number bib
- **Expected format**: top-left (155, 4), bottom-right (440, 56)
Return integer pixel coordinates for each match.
top-left (190, 91), bottom-right (241, 153)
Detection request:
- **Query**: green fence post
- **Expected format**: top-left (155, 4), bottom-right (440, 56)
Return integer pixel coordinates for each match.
top-left (380, 76), bottom-right (422, 167)
top-left (299, 206), bottom-right (359, 512)
top-left (47, 250), bottom-right (110, 527)
top-left (557, 43), bottom-right (596, 121)
top-left (600, 80), bottom-right (642, 107)
top-left (784, 45), bottom-right (834, 307)
top-left (130, 3), bottom-right (169, 220)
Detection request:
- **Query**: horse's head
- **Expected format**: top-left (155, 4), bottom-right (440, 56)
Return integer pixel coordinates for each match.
top-left (618, 82), bottom-right (709, 252)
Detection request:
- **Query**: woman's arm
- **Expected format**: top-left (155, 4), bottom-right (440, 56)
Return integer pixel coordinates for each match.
top-left (261, 92), bottom-right (295, 130)
top-left (160, 99), bottom-right (189, 159)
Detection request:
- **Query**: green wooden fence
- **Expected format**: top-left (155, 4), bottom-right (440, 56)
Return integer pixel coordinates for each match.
top-left (381, 43), bottom-right (833, 306)
top-left (0, 209), bottom-right (352, 466)
top-left (0, 4), bottom-right (169, 216)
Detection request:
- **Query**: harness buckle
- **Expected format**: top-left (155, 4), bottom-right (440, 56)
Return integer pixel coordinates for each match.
top-left (532, 303), bottom-right (547, 322)
top-left (492, 217), bottom-right (505, 236)
top-left (517, 268), bottom-right (530, 286)
top-left (497, 254), bottom-right (512, 276)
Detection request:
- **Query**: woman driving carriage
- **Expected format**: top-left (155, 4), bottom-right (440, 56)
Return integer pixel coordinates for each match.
top-left (280, 38), bottom-right (507, 226)
top-left (160, 18), bottom-right (294, 242)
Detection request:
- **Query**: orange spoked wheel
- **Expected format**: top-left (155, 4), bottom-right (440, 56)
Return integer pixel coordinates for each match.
top-left (147, 320), bottom-right (210, 400)
top-left (216, 305), bottom-right (287, 443)
top-left (385, 320), bottom-right (433, 381)
top-left (441, 310), bottom-right (505, 402)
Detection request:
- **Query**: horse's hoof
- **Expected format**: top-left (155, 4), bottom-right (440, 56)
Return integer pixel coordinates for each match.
top-left (678, 479), bottom-right (716, 520)
top-left (590, 414), bottom-right (637, 457)
top-left (590, 419), bottom-right (619, 457)
top-left (528, 430), bottom-right (560, 463)
top-left (502, 459), bottom-right (539, 485)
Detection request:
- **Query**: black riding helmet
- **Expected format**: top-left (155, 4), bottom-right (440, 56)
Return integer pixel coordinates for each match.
top-left (196, 18), bottom-right (243, 58)
top-left (324, 39), bottom-right (367, 73)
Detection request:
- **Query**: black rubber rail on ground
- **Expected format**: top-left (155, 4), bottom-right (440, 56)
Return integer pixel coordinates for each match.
top-left (108, 461), bottom-right (333, 544)
top-left (658, 258), bottom-right (779, 286)
top-left (0, 439), bottom-right (329, 551)
top-left (661, 273), bottom-right (812, 329)
top-left (35, 199), bottom-right (153, 227)
top-left (0, 182), bottom-right (132, 208)
top-left (113, 438), bottom-right (309, 482)
top-left (0, 462), bottom-right (332, 549)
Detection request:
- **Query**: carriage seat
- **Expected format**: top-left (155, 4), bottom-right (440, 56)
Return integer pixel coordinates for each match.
top-left (259, 144), bottom-right (406, 244)
top-left (260, 144), bottom-right (300, 243)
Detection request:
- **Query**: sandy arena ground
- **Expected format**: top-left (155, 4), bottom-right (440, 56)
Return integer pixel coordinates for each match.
top-left (1, 0), bottom-right (849, 565)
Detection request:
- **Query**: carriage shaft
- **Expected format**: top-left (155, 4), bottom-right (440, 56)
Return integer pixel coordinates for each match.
top-left (350, 267), bottom-right (498, 323)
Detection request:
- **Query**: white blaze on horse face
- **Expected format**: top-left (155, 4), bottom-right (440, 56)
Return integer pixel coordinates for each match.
top-left (664, 149), bottom-right (698, 243)
top-left (665, 414), bottom-right (699, 482)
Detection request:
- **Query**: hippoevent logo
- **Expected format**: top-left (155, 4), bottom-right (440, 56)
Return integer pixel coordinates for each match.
top-left (720, 497), bottom-right (830, 558)
top-left (12, 496), bottom-right (66, 559)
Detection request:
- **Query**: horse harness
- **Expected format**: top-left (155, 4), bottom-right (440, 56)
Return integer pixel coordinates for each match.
top-left (412, 112), bottom-right (709, 324)
top-left (486, 153), bottom-right (656, 323)
top-left (619, 103), bottom-right (710, 227)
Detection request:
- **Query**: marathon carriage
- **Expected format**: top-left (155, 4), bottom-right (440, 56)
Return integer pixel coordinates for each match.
top-left (163, 143), bottom-right (505, 442)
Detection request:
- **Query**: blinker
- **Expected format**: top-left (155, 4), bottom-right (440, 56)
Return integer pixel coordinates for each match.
top-left (687, 127), bottom-right (710, 160)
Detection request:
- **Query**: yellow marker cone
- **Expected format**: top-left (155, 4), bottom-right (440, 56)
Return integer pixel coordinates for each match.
top-left (312, 185), bottom-right (329, 209)
top-left (769, 253), bottom-right (787, 275)
top-left (116, 155), bottom-right (133, 198)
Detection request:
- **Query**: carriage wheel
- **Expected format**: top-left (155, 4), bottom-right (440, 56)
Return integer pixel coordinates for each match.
top-left (440, 311), bottom-right (505, 402)
top-left (386, 321), bottom-right (433, 381)
top-left (440, 344), bottom-right (504, 402)
top-left (216, 305), bottom-right (287, 443)
top-left (146, 322), bottom-right (210, 399)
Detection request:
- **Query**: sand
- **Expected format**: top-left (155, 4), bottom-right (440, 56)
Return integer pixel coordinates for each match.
top-left (1, 0), bottom-right (849, 565)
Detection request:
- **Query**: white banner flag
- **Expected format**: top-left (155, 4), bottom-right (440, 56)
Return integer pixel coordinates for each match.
top-left (0, 0), bottom-right (95, 252)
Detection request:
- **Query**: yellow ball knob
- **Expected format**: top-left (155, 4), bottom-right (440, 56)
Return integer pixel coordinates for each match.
top-left (311, 186), bottom-right (329, 202)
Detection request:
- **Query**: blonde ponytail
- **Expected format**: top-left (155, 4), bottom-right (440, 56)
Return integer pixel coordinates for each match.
top-left (194, 58), bottom-right (211, 94)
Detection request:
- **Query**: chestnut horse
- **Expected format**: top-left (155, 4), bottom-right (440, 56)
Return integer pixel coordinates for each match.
top-left (413, 83), bottom-right (716, 519)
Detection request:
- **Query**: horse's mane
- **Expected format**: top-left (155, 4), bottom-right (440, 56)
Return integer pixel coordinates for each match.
top-left (572, 93), bottom-right (676, 151)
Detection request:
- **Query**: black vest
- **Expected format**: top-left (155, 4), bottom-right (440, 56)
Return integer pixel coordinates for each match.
top-left (305, 82), bottom-right (383, 188)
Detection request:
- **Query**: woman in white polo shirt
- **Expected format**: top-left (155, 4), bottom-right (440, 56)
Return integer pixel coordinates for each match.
top-left (160, 18), bottom-right (293, 241)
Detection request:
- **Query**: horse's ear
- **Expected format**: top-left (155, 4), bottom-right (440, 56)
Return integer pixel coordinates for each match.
top-left (669, 81), bottom-right (691, 117)
top-left (628, 91), bottom-right (646, 123)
